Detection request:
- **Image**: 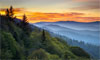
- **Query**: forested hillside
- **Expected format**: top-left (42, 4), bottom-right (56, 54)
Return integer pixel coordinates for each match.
top-left (0, 7), bottom-right (90, 60)
top-left (34, 20), bottom-right (100, 59)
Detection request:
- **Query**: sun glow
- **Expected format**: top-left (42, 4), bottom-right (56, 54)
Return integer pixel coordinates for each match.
top-left (0, 11), bottom-right (5, 15)
top-left (0, 8), bottom-right (100, 23)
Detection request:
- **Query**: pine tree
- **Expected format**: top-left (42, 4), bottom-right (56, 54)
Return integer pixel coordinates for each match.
top-left (6, 9), bottom-right (9, 17)
top-left (9, 6), bottom-right (14, 18)
top-left (22, 14), bottom-right (28, 26)
top-left (21, 14), bottom-right (31, 34)
top-left (42, 30), bottom-right (46, 43)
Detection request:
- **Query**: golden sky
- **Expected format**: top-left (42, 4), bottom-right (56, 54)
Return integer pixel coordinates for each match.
top-left (0, 0), bottom-right (100, 23)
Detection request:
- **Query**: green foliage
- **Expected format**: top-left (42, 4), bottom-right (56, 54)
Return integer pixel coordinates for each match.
top-left (70, 46), bottom-right (90, 58)
top-left (63, 50), bottom-right (77, 60)
top-left (28, 48), bottom-right (49, 60)
top-left (49, 55), bottom-right (61, 60)
top-left (28, 48), bottom-right (61, 60)
top-left (0, 31), bottom-right (25, 59)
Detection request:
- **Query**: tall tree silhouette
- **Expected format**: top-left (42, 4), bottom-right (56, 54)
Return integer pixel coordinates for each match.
top-left (6, 9), bottom-right (9, 17)
top-left (22, 14), bottom-right (28, 26)
top-left (21, 14), bottom-right (31, 34)
top-left (22, 14), bottom-right (32, 34)
top-left (42, 30), bottom-right (46, 43)
top-left (5, 6), bottom-right (14, 21)
top-left (9, 6), bottom-right (14, 18)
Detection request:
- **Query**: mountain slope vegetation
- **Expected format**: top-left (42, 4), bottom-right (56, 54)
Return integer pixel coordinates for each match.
top-left (34, 21), bottom-right (100, 59)
top-left (0, 14), bottom-right (90, 60)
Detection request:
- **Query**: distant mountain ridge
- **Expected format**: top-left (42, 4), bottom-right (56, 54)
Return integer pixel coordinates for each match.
top-left (34, 21), bottom-right (100, 46)
top-left (35, 21), bottom-right (100, 24)
top-left (35, 21), bottom-right (100, 31)
top-left (33, 20), bottom-right (100, 59)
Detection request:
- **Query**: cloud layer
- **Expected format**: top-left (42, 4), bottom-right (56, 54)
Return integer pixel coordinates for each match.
top-left (72, 0), bottom-right (99, 10)
top-left (0, 0), bottom-right (99, 23)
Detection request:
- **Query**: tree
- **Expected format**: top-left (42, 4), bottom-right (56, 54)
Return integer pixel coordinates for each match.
top-left (9, 6), bottom-right (14, 18)
top-left (28, 49), bottom-right (49, 60)
top-left (6, 9), bottom-right (9, 17)
top-left (5, 6), bottom-right (14, 21)
top-left (22, 14), bottom-right (28, 26)
top-left (42, 30), bottom-right (46, 43)
top-left (21, 14), bottom-right (31, 34)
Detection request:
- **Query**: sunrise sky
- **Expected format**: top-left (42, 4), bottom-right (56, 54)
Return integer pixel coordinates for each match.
top-left (0, 0), bottom-right (100, 23)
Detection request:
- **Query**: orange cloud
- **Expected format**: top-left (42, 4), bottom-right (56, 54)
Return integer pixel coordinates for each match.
top-left (0, 8), bottom-right (25, 15)
top-left (24, 12), bottom-right (100, 23)
top-left (0, 8), bottom-right (100, 23)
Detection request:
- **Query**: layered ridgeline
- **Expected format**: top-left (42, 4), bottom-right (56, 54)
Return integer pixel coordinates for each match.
top-left (34, 21), bottom-right (100, 59)
top-left (0, 15), bottom-right (90, 59)
top-left (34, 21), bottom-right (100, 46)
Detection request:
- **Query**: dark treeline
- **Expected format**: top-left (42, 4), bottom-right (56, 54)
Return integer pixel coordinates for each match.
top-left (5, 6), bottom-right (32, 35)
top-left (0, 6), bottom-right (91, 60)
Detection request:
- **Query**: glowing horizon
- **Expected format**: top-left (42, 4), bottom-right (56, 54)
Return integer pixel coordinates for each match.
top-left (0, 0), bottom-right (100, 23)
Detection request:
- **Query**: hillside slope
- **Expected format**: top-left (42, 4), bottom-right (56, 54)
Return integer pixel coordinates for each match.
top-left (0, 15), bottom-right (90, 60)
top-left (34, 21), bottom-right (100, 59)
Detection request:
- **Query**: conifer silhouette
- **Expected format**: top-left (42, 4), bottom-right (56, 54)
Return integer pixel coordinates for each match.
top-left (9, 6), bottom-right (14, 18)
top-left (42, 30), bottom-right (46, 43)
top-left (22, 14), bottom-right (28, 26)
top-left (6, 9), bottom-right (9, 17)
